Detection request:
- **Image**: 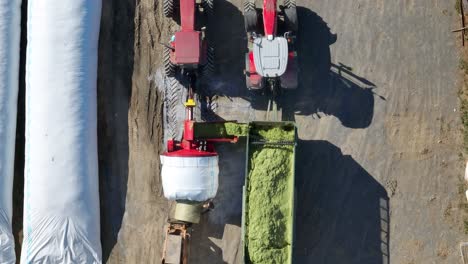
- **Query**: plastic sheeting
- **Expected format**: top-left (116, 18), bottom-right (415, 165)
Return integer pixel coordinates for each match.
top-left (21, 1), bottom-right (102, 263)
top-left (161, 155), bottom-right (219, 202)
top-left (0, 0), bottom-right (21, 263)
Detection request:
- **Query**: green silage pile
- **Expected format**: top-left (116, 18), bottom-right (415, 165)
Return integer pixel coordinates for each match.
top-left (225, 122), bottom-right (249, 136)
top-left (246, 125), bottom-right (295, 264)
top-left (194, 122), bottom-right (249, 138)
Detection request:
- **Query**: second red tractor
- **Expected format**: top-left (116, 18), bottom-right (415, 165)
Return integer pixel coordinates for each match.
top-left (244, 0), bottom-right (298, 94)
top-left (163, 0), bottom-right (214, 78)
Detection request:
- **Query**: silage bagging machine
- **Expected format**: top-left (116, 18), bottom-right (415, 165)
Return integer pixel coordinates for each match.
top-left (160, 0), bottom-right (220, 261)
top-left (160, 80), bottom-right (248, 263)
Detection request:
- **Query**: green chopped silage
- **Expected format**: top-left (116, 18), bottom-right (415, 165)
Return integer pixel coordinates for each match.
top-left (252, 126), bottom-right (295, 142)
top-left (225, 122), bottom-right (249, 136)
top-left (194, 122), bottom-right (249, 138)
top-left (246, 125), bottom-right (295, 264)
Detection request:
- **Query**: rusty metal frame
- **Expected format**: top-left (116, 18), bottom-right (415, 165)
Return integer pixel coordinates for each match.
top-left (161, 223), bottom-right (191, 264)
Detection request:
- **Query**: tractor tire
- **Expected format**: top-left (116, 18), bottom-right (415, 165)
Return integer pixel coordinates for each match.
top-left (201, 46), bottom-right (215, 78)
top-left (164, 76), bottom-right (185, 140)
top-left (202, 0), bottom-right (214, 16)
top-left (164, 48), bottom-right (176, 77)
top-left (243, 0), bottom-right (255, 12)
top-left (284, 7), bottom-right (298, 32)
top-left (244, 1), bottom-right (257, 32)
top-left (284, 0), bottom-right (298, 32)
top-left (198, 92), bottom-right (218, 122)
top-left (284, 0), bottom-right (296, 8)
top-left (163, 0), bottom-right (175, 18)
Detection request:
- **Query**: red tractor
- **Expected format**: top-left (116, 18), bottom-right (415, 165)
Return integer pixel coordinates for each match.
top-left (244, 0), bottom-right (298, 94)
top-left (163, 0), bottom-right (214, 78)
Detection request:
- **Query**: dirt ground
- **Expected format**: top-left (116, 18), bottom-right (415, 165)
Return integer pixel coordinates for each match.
top-left (10, 0), bottom-right (468, 263)
top-left (172, 1), bottom-right (467, 263)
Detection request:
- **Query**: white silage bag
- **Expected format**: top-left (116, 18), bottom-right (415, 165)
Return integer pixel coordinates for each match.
top-left (161, 155), bottom-right (219, 202)
top-left (0, 0), bottom-right (21, 263)
top-left (21, 1), bottom-right (102, 263)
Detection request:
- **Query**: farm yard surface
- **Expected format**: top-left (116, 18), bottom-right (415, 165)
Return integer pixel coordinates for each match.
top-left (10, 0), bottom-right (468, 264)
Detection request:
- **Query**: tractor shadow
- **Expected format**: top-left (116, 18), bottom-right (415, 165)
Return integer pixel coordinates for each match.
top-left (203, 6), bottom-right (380, 129)
top-left (97, 0), bottom-right (135, 261)
top-left (203, 0), bottom-right (246, 96)
top-left (295, 140), bottom-right (390, 264)
top-left (279, 7), bottom-right (379, 128)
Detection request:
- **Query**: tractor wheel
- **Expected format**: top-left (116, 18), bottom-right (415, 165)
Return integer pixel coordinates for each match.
top-left (201, 46), bottom-right (215, 78)
top-left (243, 0), bottom-right (255, 12)
top-left (284, 0), bottom-right (296, 8)
top-left (244, 1), bottom-right (257, 32)
top-left (197, 90), bottom-right (218, 122)
top-left (163, 0), bottom-right (175, 18)
top-left (202, 0), bottom-right (214, 16)
top-left (164, 76), bottom-right (185, 140)
top-left (164, 48), bottom-right (176, 77)
top-left (284, 7), bottom-right (298, 32)
top-left (284, 0), bottom-right (298, 32)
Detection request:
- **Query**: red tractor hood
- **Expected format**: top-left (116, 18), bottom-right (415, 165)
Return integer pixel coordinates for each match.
top-left (263, 0), bottom-right (277, 38)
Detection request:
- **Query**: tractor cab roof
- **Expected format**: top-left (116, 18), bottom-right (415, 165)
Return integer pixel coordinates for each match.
top-left (174, 31), bottom-right (201, 65)
top-left (252, 36), bottom-right (289, 77)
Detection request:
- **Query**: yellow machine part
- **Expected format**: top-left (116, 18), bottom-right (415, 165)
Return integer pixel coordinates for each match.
top-left (184, 98), bottom-right (196, 107)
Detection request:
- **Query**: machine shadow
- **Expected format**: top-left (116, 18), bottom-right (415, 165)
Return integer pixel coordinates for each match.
top-left (97, 0), bottom-right (135, 261)
top-left (189, 221), bottom-right (241, 264)
top-left (280, 64), bottom-right (377, 128)
top-left (268, 7), bottom-right (377, 128)
top-left (282, 7), bottom-right (377, 128)
top-left (295, 140), bottom-right (389, 264)
top-left (188, 142), bottom-right (246, 264)
top-left (203, 6), bottom-right (377, 129)
top-left (203, 0), bottom-right (246, 97)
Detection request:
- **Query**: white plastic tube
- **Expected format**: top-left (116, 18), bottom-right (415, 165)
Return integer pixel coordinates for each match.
top-left (0, 0), bottom-right (21, 263)
top-left (22, 1), bottom-right (102, 263)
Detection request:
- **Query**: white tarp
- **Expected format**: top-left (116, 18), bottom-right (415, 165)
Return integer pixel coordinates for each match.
top-left (161, 155), bottom-right (219, 202)
top-left (0, 0), bottom-right (21, 263)
top-left (21, 1), bottom-right (102, 263)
